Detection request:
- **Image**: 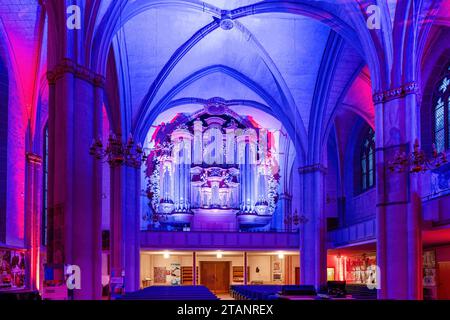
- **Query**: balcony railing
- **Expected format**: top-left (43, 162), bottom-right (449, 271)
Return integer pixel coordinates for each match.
top-left (140, 230), bottom-right (300, 250)
top-left (327, 218), bottom-right (376, 247)
top-left (141, 225), bottom-right (298, 233)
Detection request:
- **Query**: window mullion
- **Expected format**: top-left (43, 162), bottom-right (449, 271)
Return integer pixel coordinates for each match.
top-left (366, 152), bottom-right (370, 188)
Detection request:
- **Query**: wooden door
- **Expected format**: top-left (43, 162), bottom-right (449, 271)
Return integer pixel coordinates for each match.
top-left (200, 261), bottom-right (230, 293)
top-left (438, 262), bottom-right (450, 299)
top-left (200, 262), bottom-right (215, 290)
top-left (215, 262), bottom-right (230, 293)
top-left (295, 267), bottom-right (300, 285)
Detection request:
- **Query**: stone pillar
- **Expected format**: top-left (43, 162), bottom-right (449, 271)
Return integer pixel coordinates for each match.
top-left (374, 82), bottom-right (422, 299)
top-left (46, 59), bottom-right (104, 299)
top-left (123, 165), bottom-right (141, 293)
top-left (298, 164), bottom-right (327, 289)
top-left (110, 164), bottom-right (141, 293)
top-left (25, 153), bottom-right (42, 290)
top-left (110, 166), bottom-right (123, 284)
top-left (92, 84), bottom-right (103, 299)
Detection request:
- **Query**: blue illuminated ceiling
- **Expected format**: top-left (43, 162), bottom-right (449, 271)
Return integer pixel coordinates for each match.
top-left (108, 0), bottom-right (368, 158)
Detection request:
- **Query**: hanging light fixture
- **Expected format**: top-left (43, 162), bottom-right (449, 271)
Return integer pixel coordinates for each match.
top-left (89, 132), bottom-right (147, 168)
top-left (388, 139), bottom-right (447, 173)
top-left (292, 209), bottom-right (309, 228)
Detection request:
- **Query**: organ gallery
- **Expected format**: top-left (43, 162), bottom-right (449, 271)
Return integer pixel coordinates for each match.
top-left (145, 100), bottom-right (280, 231)
top-left (1, 0), bottom-right (450, 303)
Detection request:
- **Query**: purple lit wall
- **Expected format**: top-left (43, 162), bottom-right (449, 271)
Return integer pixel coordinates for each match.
top-left (0, 53), bottom-right (8, 243)
top-left (0, 0), bottom-right (450, 301)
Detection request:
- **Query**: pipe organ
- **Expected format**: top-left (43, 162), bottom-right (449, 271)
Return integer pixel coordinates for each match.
top-left (146, 103), bottom-right (279, 231)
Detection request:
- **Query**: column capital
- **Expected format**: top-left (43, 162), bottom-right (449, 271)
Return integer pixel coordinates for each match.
top-left (372, 81), bottom-right (420, 104)
top-left (298, 163), bottom-right (327, 175)
top-left (47, 58), bottom-right (105, 87)
top-left (26, 152), bottom-right (43, 165)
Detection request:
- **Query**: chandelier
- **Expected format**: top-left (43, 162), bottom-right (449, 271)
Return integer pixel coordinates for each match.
top-left (284, 209), bottom-right (308, 231)
top-left (388, 139), bottom-right (447, 173)
top-left (89, 132), bottom-right (147, 168)
top-left (292, 210), bottom-right (309, 227)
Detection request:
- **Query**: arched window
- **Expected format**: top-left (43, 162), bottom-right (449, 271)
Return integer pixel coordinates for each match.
top-left (42, 124), bottom-right (48, 245)
top-left (360, 128), bottom-right (375, 192)
top-left (434, 64), bottom-right (450, 152)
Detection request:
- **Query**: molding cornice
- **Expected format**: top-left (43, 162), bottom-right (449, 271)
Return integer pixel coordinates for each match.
top-left (372, 82), bottom-right (420, 104)
top-left (47, 58), bottom-right (105, 87)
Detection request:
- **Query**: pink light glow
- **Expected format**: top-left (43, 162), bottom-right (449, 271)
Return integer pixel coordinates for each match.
top-left (245, 115), bottom-right (261, 128)
top-left (343, 68), bottom-right (375, 128)
top-left (5, 33), bottom-right (37, 112)
top-left (151, 124), bottom-right (164, 143)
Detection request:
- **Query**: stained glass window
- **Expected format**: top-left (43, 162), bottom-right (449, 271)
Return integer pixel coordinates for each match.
top-left (434, 65), bottom-right (450, 152)
top-left (361, 128), bottom-right (375, 192)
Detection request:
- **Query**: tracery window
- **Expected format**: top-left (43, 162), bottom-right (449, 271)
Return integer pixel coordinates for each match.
top-left (361, 128), bottom-right (375, 191)
top-left (434, 64), bottom-right (450, 152)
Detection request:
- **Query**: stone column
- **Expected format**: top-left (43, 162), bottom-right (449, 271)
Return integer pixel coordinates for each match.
top-left (110, 164), bottom-right (141, 293)
top-left (91, 83), bottom-right (103, 299)
top-left (110, 165), bottom-right (123, 285)
top-left (25, 152), bottom-right (42, 290)
top-left (46, 59), bottom-right (104, 299)
top-left (298, 164), bottom-right (327, 289)
top-left (374, 82), bottom-right (422, 299)
top-left (123, 165), bottom-right (141, 293)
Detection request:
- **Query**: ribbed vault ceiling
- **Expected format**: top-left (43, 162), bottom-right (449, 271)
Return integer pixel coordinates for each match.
top-left (115, 5), bottom-right (332, 138)
top-left (1, 0), bottom-right (447, 156)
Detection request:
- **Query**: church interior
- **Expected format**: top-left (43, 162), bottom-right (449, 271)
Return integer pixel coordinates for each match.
top-left (0, 0), bottom-right (450, 301)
